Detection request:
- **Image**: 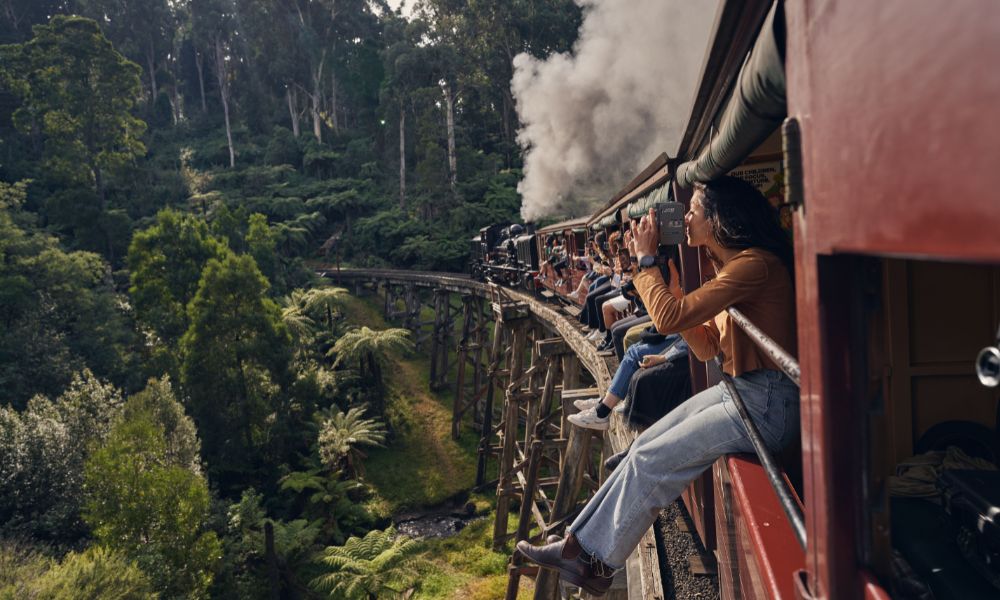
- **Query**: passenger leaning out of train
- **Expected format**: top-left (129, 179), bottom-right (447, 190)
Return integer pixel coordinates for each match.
top-left (569, 233), bottom-right (612, 302)
top-left (517, 176), bottom-right (799, 596)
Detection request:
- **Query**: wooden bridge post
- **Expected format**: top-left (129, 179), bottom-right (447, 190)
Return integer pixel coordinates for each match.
top-left (533, 354), bottom-right (598, 600)
top-left (493, 321), bottom-right (528, 550)
top-left (402, 282), bottom-right (419, 336)
top-left (452, 294), bottom-right (481, 438)
top-left (475, 315), bottom-right (507, 485)
top-left (490, 296), bottom-right (532, 550)
top-left (382, 282), bottom-right (391, 320)
top-left (428, 289), bottom-right (452, 390)
top-left (470, 296), bottom-right (489, 427)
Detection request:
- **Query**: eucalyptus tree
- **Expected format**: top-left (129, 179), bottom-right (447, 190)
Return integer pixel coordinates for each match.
top-left (76, 0), bottom-right (176, 105)
top-left (190, 0), bottom-right (237, 166)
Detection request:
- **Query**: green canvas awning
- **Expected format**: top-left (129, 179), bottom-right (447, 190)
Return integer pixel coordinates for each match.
top-left (677, 1), bottom-right (786, 187)
top-left (626, 184), bottom-right (672, 219)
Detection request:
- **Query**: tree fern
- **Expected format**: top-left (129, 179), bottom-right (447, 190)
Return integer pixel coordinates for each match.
top-left (281, 289), bottom-right (317, 343)
top-left (311, 527), bottom-right (420, 600)
top-left (317, 405), bottom-right (386, 478)
top-left (328, 326), bottom-right (413, 371)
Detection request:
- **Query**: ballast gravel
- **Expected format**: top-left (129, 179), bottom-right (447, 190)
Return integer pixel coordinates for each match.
top-left (656, 502), bottom-right (720, 599)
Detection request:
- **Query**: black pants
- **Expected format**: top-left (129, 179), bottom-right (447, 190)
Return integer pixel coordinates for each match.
top-left (593, 290), bottom-right (623, 331)
top-left (625, 354), bottom-right (692, 427)
top-left (579, 282), bottom-right (612, 327)
top-left (610, 313), bottom-right (651, 360)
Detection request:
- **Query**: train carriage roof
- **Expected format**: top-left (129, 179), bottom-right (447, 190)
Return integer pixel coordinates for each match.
top-left (536, 216), bottom-right (590, 235)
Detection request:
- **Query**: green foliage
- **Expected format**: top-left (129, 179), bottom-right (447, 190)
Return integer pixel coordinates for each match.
top-left (0, 539), bottom-right (54, 599)
top-left (0, 182), bottom-right (136, 405)
top-left (3, 16), bottom-right (146, 198)
top-left (311, 527), bottom-right (421, 600)
top-left (264, 126), bottom-right (302, 167)
top-left (317, 405), bottom-right (386, 478)
top-left (329, 326), bottom-right (413, 415)
top-left (0, 371), bottom-right (123, 543)
top-left (83, 404), bottom-right (221, 599)
top-left (245, 212), bottom-right (279, 289)
top-left (213, 489), bottom-right (324, 600)
top-left (29, 545), bottom-right (156, 600)
top-left (278, 466), bottom-right (371, 544)
top-left (127, 209), bottom-right (227, 360)
top-left (180, 252), bottom-right (293, 488)
top-left (121, 377), bottom-right (202, 474)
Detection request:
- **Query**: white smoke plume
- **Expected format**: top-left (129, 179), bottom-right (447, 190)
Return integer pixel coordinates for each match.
top-left (512, 0), bottom-right (720, 221)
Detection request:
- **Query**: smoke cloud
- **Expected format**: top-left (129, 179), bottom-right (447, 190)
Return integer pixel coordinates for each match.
top-left (512, 0), bottom-right (719, 221)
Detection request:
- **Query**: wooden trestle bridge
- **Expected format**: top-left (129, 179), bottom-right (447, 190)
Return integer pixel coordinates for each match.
top-left (322, 268), bottom-right (667, 600)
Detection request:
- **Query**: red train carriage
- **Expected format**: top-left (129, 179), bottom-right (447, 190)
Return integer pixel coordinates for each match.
top-left (654, 1), bottom-right (1000, 598)
top-left (534, 216), bottom-right (590, 301)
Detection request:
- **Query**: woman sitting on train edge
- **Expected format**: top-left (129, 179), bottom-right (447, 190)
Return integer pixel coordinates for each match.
top-left (516, 175), bottom-right (799, 596)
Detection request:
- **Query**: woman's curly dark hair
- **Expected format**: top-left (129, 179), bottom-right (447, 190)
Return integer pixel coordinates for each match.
top-left (694, 176), bottom-right (793, 274)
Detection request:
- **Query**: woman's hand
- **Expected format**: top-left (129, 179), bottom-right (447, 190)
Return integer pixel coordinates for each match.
top-left (639, 354), bottom-right (667, 368)
top-left (633, 208), bottom-right (659, 259)
top-left (667, 259), bottom-right (684, 300)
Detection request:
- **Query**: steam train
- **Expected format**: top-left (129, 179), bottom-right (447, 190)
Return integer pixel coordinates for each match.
top-left (469, 223), bottom-right (539, 290)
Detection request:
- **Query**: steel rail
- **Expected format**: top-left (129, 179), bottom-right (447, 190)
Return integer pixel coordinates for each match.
top-left (713, 358), bottom-right (806, 549)
top-left (726, 306), bottom-right (800, 386)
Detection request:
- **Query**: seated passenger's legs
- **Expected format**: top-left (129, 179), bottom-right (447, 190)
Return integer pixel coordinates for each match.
top-left (568, 370), bottom-right (799, 569)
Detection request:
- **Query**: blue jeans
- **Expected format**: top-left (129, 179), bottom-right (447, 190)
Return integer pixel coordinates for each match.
top-left (589, 276), bottom-right (609, 292)
top-left (606, 335), bottom-right (679, 399)
top-left (568, 369), bottom-right (800, 568)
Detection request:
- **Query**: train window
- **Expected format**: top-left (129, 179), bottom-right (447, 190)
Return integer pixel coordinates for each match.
top-left (822, 255), bottom-right (1000, 596)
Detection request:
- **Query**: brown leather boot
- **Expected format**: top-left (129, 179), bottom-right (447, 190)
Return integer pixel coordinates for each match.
top-left (515, 534), bottom-right (616, 596)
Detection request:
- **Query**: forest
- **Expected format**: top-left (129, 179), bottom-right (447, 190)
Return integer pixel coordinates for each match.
top-left (0, 1), bottom-right (583, 598)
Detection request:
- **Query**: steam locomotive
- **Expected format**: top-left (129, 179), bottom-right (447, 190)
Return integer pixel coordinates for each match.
top-left (469, 223), bottom-right (540, 291)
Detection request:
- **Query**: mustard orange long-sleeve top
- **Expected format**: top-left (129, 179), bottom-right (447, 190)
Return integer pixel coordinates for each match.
top-left (633, 248), bottom-right (796, 377)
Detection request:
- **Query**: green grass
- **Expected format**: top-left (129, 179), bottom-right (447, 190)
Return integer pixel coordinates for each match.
top-left (411, 497), bottom-right (533, 600)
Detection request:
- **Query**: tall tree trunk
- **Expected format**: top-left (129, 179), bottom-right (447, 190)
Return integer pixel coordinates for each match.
top-left (146, 41), bottom-right (158, 101)
top-left (311, 50), bottom-right (326, 143)
top-left (398, 104), bottom-right (406, 209)
top-left (329, 70), bottom-right (339, 134)
top-left (286, 87), bottom-right (300, 137)
top-left (195, 50), bottom-right (207, 112)
top-left (443, 81), bottom-right (457, 193)
top-left (214, 38), bottom-right (236, 168)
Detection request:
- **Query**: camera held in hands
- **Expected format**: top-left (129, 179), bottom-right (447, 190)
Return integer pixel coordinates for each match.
top-left (656, 201), bottom-right (686, 246)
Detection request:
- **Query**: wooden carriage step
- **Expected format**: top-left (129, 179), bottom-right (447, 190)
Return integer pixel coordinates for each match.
top-left (561, 304), bottom-right (583, 318)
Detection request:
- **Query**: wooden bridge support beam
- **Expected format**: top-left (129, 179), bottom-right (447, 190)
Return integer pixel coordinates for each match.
top-left (492, 320), bottom-right (529, 550)
top-left (503, 337), bottom-right (572, 599)
top-left (475, 313), bottom-right (507, 485)
top-left (428, 289), bottom-right (457, 391)
top-left (533, 355), bottom-right (603, 600)
top-left (453, 294), bottom-right (491, 439)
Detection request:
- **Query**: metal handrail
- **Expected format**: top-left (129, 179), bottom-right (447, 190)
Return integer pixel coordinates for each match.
top-left (713, 357), bottom-right (806, 549)
top-left (726, 306), bottom-right (800, 386)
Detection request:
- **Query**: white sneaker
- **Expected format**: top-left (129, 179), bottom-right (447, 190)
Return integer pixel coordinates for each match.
top-left (586, 330), bottom-right (602, 341)
top-left (573, 397), bottom-right (601, 411)
top-left (568, 407), bottom-right (610, 430)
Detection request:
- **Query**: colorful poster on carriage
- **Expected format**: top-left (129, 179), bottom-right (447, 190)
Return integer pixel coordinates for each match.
top-left (729, 158), bottom-right (789, 230)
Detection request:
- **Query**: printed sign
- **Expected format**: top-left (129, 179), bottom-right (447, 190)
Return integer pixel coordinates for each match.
top-left (729, 159), bottom-right (790, 230)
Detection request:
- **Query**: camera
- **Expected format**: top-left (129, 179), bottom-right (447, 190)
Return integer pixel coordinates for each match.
top-left (656, 201), bottom-right (686, 246)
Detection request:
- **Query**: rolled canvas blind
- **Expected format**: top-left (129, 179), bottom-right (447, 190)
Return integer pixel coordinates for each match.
top-left (677, 1), bottom-right (786, 187)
